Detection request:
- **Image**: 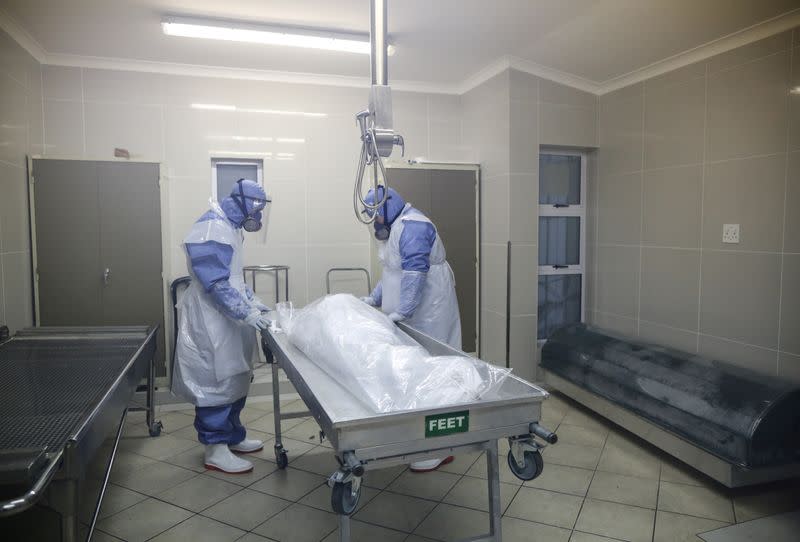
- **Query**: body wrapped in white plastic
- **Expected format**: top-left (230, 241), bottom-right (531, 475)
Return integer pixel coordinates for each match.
top-left (276, 294), bottom-right (511, 413)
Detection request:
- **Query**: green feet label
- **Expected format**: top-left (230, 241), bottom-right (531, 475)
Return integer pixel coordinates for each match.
top-left (425, 411), bottom-right (469, 437)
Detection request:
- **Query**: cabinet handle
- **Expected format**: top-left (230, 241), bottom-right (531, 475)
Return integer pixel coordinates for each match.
top-left (103, 268), bottom-right (111, 285)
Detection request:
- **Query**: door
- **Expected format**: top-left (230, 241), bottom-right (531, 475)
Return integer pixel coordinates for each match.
top-left (380, 165), bottom-right (479, 352)
top-left (32, 159), bottom-right (167, 373)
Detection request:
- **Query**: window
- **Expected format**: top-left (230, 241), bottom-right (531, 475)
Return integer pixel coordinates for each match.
top-left (537, 151), bottom-right (586, 340)
top-left (211, 158), bottom-right (264, 200)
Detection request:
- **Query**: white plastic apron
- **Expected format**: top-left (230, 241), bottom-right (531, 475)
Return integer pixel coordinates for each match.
top-left (379, 209), bottom-right (462, 349)
top-left (172, 202), bottom-right (255, 407)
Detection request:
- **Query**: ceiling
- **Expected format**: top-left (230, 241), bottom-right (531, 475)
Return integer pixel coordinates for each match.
top-left (3, 0), bottom-right (799, 91)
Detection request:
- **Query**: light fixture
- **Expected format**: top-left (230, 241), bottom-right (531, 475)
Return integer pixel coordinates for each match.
top-left (191, 103), bottom-right (327, 118)
top-left (791, 86), bottom-right (800, 95)
top-left (276, 138), bottom-right (306, 144)
top-left (162, 16), bottom-right (395, 56)
top-left (210, 150), bottom-right (273, 157)
top-left (276, 152), bottom-right (295, 157)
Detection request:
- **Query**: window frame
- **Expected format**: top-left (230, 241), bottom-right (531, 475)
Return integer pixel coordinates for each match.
top-left (537, 149), bottom-right (587, 341)
top-left (210, 157), bottom-right (264, 200)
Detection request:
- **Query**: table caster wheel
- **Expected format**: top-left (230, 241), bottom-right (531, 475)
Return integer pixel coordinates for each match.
top-left (331, 481), bottom-right (361, 515)
top-left (276, 449), bottom-right (288, 469)
top-left (507, 449), bottom-right (543, 481)
top-left (149, 421), bottom-right (163, 437)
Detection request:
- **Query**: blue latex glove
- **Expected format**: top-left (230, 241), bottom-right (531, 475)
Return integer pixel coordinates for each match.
top-left (367, 281), bottom-right (383, 307)
top-left (388, 312), bottom-right (405, 322)
top-left (396, 270), bottom-right (426, 318)
top-left (361, 296), bottom-right (378, 307)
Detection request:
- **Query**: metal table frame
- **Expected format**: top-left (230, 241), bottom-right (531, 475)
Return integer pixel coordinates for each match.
top-left (262, 322), bottom-right (555, 542)
top-left (0, 326), bottom-right (162, 542)
top-left (243, 265), bottom-right (290, 305)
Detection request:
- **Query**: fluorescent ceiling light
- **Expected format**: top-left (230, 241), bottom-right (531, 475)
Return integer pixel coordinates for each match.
top-left (162, 16), bottom-right (394, 56)
top-left (191, 103), bottom-right (327, 117)
top-left (276, 138), bottom-right (306, 144)
top-left (276, 152), bottom-right (295, 157)
top-left (791, 86), bottom-right (800, 95)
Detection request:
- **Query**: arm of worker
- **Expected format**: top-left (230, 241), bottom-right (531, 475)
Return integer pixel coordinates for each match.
top-left (185, 241), bottom-right (265, 328)
top-left (362, 281), bottom-right (383, 307)
top-left (244, 284), bottom-right (271, 312)
top-left (394, 220), bottom-right (436, 319)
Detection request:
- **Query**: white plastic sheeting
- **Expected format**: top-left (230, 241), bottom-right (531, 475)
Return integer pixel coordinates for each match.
top-left (276, 294), bottom-right (511, 413)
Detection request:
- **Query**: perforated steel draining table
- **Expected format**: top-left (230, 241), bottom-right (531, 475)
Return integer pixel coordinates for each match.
top-left (0, 326), bottom-right (160, 541)
top-left (261, 322), bottom-right (557, 542)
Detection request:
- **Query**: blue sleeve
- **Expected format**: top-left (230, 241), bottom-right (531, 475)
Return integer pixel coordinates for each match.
top-left (399, 221), bottom-right (436, 272)
top-left (397, 271), bottom-right (426, 317)
top-left (186, 240), bottom-right (251, 320)
top-left (245, 284), bottom-right (255, 300)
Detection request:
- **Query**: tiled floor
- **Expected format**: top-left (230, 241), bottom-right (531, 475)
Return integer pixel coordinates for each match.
top-left (94, 392), bottom-right (800, 542)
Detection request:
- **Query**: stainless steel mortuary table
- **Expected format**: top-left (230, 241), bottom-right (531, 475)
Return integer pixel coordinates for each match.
top-left (0, 326), bottom-right (161, 541)
top-left (261, 322), bottom-right (556, 542)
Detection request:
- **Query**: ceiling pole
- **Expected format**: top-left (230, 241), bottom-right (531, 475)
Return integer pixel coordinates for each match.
top-left (370, 0), bottom-right (388, 86)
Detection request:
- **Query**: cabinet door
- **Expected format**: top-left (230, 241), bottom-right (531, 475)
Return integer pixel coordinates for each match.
top-left (97, 161), bottom-right (166, 373)
top-left (33, 159), bottom-right (103, 325)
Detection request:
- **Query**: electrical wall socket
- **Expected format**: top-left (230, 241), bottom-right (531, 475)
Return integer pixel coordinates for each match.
top-left (722, 224), bottom-right (740, 244)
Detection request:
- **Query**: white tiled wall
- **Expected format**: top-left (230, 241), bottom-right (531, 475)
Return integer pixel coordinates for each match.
top-left (39, 66), bottom-right (465, 309)
top-left (0, 29), bottom-right (41, 334)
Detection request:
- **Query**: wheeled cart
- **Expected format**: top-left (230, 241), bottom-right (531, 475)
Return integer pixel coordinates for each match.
top-left (261, 322), bottom-right (556, 542)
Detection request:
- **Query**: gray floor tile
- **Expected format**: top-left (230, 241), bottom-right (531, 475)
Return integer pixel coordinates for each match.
top-left (299, 483), bottom-right (377, 514)
top-left (732, 483), bottom-right (800, 522)
top-left (159, 411), bottom-right (197, 433)
top-left (162, 444), bottom-right (208, 473)
top-left (660, 458), bottom-right (711, 487)
top-left (249, 466), bottom-right (326, 501)
top-left (109, 451), bottom-right (157, 482)
top-left (363, 464), bottom-right (408, 489)
top-left (240, 407), bottom-right (269, 424)
top-left (149, 514), bottom-right (246, 541)
top-left (658, 481), bottom-right (735, 523)
top-left (561, 408), bottom-right (609, 432)
top-left (320, 519), bottom-right (407, 542)
top-left (575, 498), bottom-right (655, 542)
top-left (505, 486), bottom-right (583, 529)
top-left (404, 536), bottom-right (438, 542)
top-left (387, 469), bottom-right (462, 501)
top-left (555, 423), bottom-right (608, 448)
top-left (235, 534), bottom-right (273, 542)
top-left (587, 471), bottom-right (659, 509)
top-left (90, 531), bottom-right (124, 542)
top-left (502, 516), bottom-right (571, 542)
top-left (543, 443), bottom-right (603, 470)
top-left (202, 488), bottom-right (291, 531)
top-left (157, 473), bottom-right (242, 512)
top-left (113, 460), bottom-right (198, 496)
top-left (465, 453), bottom-right (525, 485)
top-left (283, 418), bottom-right (326, 443)
top-left (243, 436), bottom-right (316, 463)
top-left (168, 423), bottom-right (200, 442)
top-left (525, 463), bottom-right (594, 496)
top-left (253, 503), bottom-right (338, 542)
top-left (118, 434), bottom-right (199, 461)
top-left (97, 483), bottom-right (148, 519)
top-left (285, 445), bottom-right (341, 476)
top-left (596, 439), bottom-right (660, 479)
top-left (438, 451), bottom-right (482, 475)
top-left (568, 532), bottom-right (619, 542)
top-left (413, 503), bottom-right (489, 541)
top-left (654, 510), bottom-right (729, 542)
top-left (441, 475), bottom-right (519, 513)
top-left (205, 456), bottom-right (277, 487)
top-left (354, 490), bottom-right (437, 532)
top-left (96, 498), bottom-right (193, 542)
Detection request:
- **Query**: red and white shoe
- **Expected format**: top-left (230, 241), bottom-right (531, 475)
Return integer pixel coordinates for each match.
top-left (204, 444), bottom-right (253, 473)
top-left (229, 438), bottom-right (264, 454)
top-left (409, 456), bottom-right (454, 473)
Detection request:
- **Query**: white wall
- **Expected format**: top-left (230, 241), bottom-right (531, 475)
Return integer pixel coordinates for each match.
top-left (0, 28), bottom-right (42, 334)
top-left (39, 66), bottom-right (464, 307)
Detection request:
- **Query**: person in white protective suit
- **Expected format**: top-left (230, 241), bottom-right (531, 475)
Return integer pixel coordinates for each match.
top-left (361, 186), bottom-right (462, 472)
top-left (172, 179), bottom-right (272, 474)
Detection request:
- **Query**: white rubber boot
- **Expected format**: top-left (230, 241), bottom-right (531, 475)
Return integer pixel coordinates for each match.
top-left (410, 456), bottom-right (454, 473)
top-left (229, 438), bottom-right (264, 453)
top-left (204, 443), bottom-right (253, 473)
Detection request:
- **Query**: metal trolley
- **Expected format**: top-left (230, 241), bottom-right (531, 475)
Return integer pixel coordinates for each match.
top-left (261, 323), bottom-right (556, 542)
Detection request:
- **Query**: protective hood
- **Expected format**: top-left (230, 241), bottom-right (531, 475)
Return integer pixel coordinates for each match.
top-left (220, 179), bottom-right (269, 229)
top-left (364, 186), bottom-right (406, 226)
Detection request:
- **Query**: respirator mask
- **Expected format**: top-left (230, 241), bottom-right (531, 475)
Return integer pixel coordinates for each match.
top-left (234, 179), bottom-right (271, 234)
